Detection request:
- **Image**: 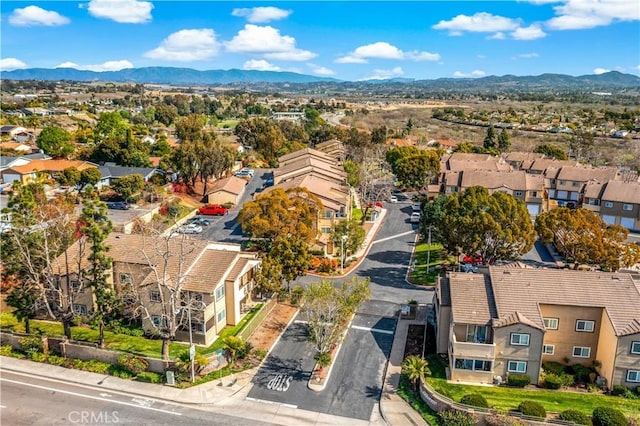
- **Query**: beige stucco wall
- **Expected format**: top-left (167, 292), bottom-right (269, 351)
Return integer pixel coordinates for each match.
top-left (613, 333), bottom-right (640, 389)
top-left (539, 304), bottom-right (602, 365)
top-left (595, 311), bottom-right (618, 388)
top-left (494, 323), bottom-right (544, 385)
top-left (435, 302), bottom-right (451, 354)
top-left (208, 190), bottom-right (238, 206)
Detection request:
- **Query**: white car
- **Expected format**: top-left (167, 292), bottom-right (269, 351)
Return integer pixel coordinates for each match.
top-left (410, 212), bottom-right (421, 223)
top-left (390, 195), bottom-right (398, 203)
top-left (177, 223), bottom-right (203, 234)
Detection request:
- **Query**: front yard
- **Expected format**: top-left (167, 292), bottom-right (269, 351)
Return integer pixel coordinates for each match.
top-left (424, 355), bottom-right (640, 416)
top-left (409, 241), bottom-right (454, 285)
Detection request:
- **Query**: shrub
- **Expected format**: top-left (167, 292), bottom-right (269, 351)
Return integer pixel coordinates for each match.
top-left (484, 414), bottom-right (525, 426)
top-left (437, 410), bottom-right (476, 426)
top-left (47, 355), bottom-right (67, 366)
top-left (543, 361), bottom-right (566, 375)
top-left (314, 352), bottom-right (332, 368)
top-left (135, 372), bottom-right (164, 384)
top-left (0, 345), bottom-right (14, 356)
top-left (108, 365), bottom-right (134, 379)
top-left (518, 400), bottom-right (547, 418)
top-left (459, 393), bottom-right (488, 408)
top-left (29, 352), bottom-right (47, 362)
top-left (543, 373), bottom-right (563, 389)
top-left (572, 364), bottom-right (594, 383)
top-left (83, 359), bottom-right (111, 374)
top-left (175, 351), bottom-right (208, 375)
top-left (611, 385), bottom-right (628, 396)
top-left (106, 319), bottom-right (144, 337)
top-left (291, 285), bottom-right (304, 305)
top-left (253, 349), bottom-right (268, 360)
top-left (117, 354), bottom-right (149, 374)
top-left (19, 336), bottom-right (43, 354)
top-left (507, 373), bottom-right (530, 387)
top-left (592, 407), bottom-right (627, 426)
top-left (558, 409), bottom-right (592, 425)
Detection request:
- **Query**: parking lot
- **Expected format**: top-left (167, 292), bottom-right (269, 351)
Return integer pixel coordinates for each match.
top-left (247, 299), bottom-right (398, 420)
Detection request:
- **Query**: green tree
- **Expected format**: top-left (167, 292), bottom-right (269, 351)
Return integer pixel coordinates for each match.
top-left (402, 355), bottom-right (431, 391)
top-left (57, 167), bottom-right (81, 187)
top-left (238, 187), bottom-right (323, 244)
top-left (222, 336), bottom-right (252, 368)
top-left (36, 126), bottom-right (75, 158)
top-left (154, 104), bottom-right (178, 126)
top-left (386, 146), bottom-right (440, 190)
top-left (534, 144), bottom-right (568, 160)
top-left (343, 160), bottom-right (360, 188)
top-left (497, 128), bottom-right (511, 152)
top-left (253, 255), bottom-right (284, 297)
top-left (453, 142), bottom-right (484, 154)
top-left (439, 187), bottom-right (535, 264)
top-left (197, 131), bottom-right (235, 195)
top-left (111, 174), bottom-right (144, 201)
top-left (270, 236), bottom-right (312, 291)
top-left (93, 111), bottom-right (129, 144)
top-left (483, 125), bottom-right (497, 150)
top-left (78, 168), bottom-right (102, 193)
top-left (79, 194), bottom-right (115, 348)
top-left (6, 282), bottom-right (39, 334)
top-left (331, 219), bottom-right (366, 259)
top-left (420, 195), bottom-right (447, 241)
top-left (371, 126), bottom-right (387, 144)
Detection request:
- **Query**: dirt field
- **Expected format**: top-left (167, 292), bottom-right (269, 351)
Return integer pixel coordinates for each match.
top-left (247, 302), bottom-right (299, 352)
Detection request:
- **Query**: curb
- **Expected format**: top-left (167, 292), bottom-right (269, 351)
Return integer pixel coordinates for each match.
top-left (377, 310), bottom-right (401, 426)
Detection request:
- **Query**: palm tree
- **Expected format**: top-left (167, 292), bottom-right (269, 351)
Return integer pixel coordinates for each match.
top-left (402, 355), bottom-right (431, 391)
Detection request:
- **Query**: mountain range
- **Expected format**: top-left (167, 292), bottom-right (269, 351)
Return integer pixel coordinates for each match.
top-left (2, 67), bottom-right (639, 90)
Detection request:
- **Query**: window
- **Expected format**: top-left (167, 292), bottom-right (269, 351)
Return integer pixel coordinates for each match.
top-left (453, 358), bottom-right (492, 371)
top-left (217, 308), bottom-right (226, 323)
top-left (631, 342), bottom-right (640, 355)
top-left (550, 179), bottom-right (556, 185)
top-left (466, 325), bottom-right (488, 343)
top-left (515, 191), bottom-right (523, 197)
top-left (603, 201), bottom-right (614, 209)
top-left (150, 291), bottom-right (161, 303)
top-left (572, 181), bottom-right (580, 187)
top-left (70, 280), bottom-right (84, 293)
top-left (510, 333), bottom-right (530, 346)
top-left (543, 345), bottom-right (555, 355)
top-left (324, 211), bottom-right (332, 219)
top-left (544, 318), bottom-right (559, 330)
top-left (73, 303), bottom-right (87, 315)
top-left (623, 204), bottom-right (634, 211)
top-left (559, 180), bottom-right (566, 185)
top-left (573, 346), bottom-right (591, 358)
top-left (151, 315), bottom-right (165, 328)
top-left (530, 191), bottom-right (538, 198)
top-left (215, 285), bottom-right (225, 300)
top-left (576, 320), bottom-right (595, 332)
top-left (191, 322), bottom-right (204, 333)
top-left (119, 273), bottom-right (132, 284)
top-left (507, 361), bottom-right (527, 373)
top-left (628, 370), bottom-right (640, 383)
top-left (321, 227), bottom-right (331, 234)
top-left (193, 293), bottom-right (203, 302)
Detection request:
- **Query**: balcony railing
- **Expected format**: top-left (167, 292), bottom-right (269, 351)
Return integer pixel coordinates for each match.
top-left (451, 332), bottom-right (496, 360)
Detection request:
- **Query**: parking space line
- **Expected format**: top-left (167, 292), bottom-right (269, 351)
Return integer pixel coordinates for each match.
top-left (246, 397), bottom-right (298, 409)
top-left (350, 325), bottom-right (394, 335)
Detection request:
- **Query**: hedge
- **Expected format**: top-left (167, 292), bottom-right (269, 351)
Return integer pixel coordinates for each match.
top-left (592, 407), bottom-right (627, 426)
top-left (558, 409), bottom-right (592, 425)
top-left (518, 400), bottom-right (546, 418)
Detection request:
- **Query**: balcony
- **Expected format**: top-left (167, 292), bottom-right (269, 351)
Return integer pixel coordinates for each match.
top-left (450, 332), bottom-right (496, 360)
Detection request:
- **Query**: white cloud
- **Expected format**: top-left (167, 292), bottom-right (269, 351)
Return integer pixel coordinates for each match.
top-left (362, 67), bottom-right (404, 80)
top-left (87, 0), bottom-right (153, 24)
top-left (593, 67), bottom-right (611, 74)
top-left (224, 24), bottom-right (315, 61)
top-left (9, 6), bottom-right (70, 26)
top-left (515, 52), bottom-right (540, 58)
top-left (231, 7), bottom-right (291, 23)
top-left (307, 63), bottom-right (336, 76)
top-left (453, 70), bottom-right (487, 78)
top-left (336, 42), bottom-right (440, 63)
top-left (55, 60), bottom-right (134, 71)
top-left (433, 12), bottom-right (520, 34)
top-left (511, 24), bottom-right (547, 39)
top-left (546, 0), bottom-right (640, 30)
top-left (243, 59), bottom-right (280, 71)
top-left (488, 32), bottom-right (506, 40)
top-left (0, 58), bottom-right (28, 71)
top-left (144, 29), bottom-right (219, 61)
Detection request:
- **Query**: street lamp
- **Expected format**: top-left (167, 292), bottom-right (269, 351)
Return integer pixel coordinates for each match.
top-left (341, 234), bottom-right (348, 274)
top-left (176, 304), bottom-right (196, 383)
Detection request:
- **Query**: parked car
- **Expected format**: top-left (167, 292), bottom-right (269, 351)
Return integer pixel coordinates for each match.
top-left (390, 195), bottom-right (398, 203)
top-left (463, 255), bottom-right (484, 265)
top-left (234, 168), bottom-right (254, 178)
top-left (410, 212), bottom-right (421, 223)
top-left (411, 203), bottom-right (422, 212)
top-left (240, 167), bottom-right (255, 177)
top-left (461, 263), bottom-right (479, 273)
top-left (188, 217), bottom-right (211, 226)
top-left (177, 223), bottom-right (203, 234)
top-left (198, 204), bottom-right (227, 216)
top-left (106, 201), bottom-right (130, 210)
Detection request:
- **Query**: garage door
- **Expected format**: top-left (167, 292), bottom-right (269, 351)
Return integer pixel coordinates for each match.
top-left (620, 217), bottom-right (636, 231)
top-left (601, 215), bottom-right (616, 225)
top-left (527, 204), bottom-right (540, 216)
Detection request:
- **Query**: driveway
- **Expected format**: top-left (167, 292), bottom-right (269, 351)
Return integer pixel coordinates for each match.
top-left (246, 300), bottom-right (397, 421)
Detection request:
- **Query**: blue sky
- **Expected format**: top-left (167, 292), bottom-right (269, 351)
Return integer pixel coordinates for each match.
top-left (1, 1), bottom-right (639, 81)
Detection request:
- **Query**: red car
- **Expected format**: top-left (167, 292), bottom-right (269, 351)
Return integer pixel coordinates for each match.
top-left (463, 255), bottom-right (484, 265)
top-left (198, 204), bottom-right (227, 216)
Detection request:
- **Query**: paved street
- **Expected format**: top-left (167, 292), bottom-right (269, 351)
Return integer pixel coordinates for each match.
top-left (0, 370), bottom-right (270, 426)
top-left (247, 300), bottom-right (397, 421)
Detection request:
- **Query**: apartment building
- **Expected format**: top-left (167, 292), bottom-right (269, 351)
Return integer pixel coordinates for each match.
top-left (51, 233), bottom-right (260, 346)
top-left (544, 165), bottom-right (620, 208)
top-left (440, 152), bottom-right (512, 173)
top-left (583, 180), bottom-right (640, 231)
top-left (435, 267), bottom-right (640, 389)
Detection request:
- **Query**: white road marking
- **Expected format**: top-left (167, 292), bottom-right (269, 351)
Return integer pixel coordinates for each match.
top-left (371, 231), bottom-right (416, 245)
top-left (293, 320), bottom-right (308, 324)
top-left (350, 325), bottom-right (394, 335)
top-left (0, 405), bottom-right (6, 409)
top-left (246, 397), bottom-right (297, 409)
top-left (0, 378), bottom-right (182, 416)
top-left (99, 393), bottom-right (112, 398)
top-left (281, 403), bottom-right (298, 409)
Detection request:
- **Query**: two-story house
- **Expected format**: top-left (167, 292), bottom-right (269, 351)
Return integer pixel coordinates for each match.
top-left (441, 170), bottom-right (546, 217)
top-left (1, 159), bottom-right (98, 185)
top-left (436, 267), bottom-right (640, 389)
top-left (51, 233), bottom-right (260, 346)
top-left (274, 148), bottom-right (346, 186)
top-left (582, 179), bottom-right (640, 231)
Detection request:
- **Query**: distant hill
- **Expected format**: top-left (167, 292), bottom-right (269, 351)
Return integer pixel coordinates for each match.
top-left (0, 66), bottom-right (339, 85)
top-left (1, 67), bottom-right (639, 90)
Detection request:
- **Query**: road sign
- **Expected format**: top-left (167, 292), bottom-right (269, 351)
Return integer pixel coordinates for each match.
top-left (189, 344), bottom-right (195, 360)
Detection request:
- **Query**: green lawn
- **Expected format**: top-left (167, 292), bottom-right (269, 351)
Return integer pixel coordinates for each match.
top-left (409, 241), bottom-right (453, 285)
top-left (216, 119), bottom-right (239, 129)
top-left (424, 355), bottom-right (640, 416)
top-left (0, 304), bottom-right (262, 360)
